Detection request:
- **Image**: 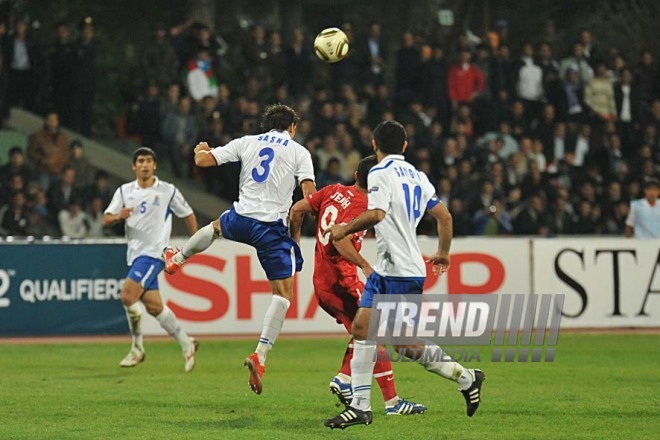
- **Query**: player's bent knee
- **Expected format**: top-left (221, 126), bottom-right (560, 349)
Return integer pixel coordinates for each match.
top-left (120, 279), bottom-right (143, 306)
top-left (211, 219), bottom-right (222, 237)
top-left (145, 303), bottom-right (163, 316)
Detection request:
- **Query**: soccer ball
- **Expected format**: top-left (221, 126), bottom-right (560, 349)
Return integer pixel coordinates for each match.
top-left (314, 27), bottom-right (350, 63)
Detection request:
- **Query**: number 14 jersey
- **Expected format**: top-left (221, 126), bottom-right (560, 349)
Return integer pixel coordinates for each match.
top-left (210, 130), bottom-right (315, 223)
top-left (367, 154), bottom-right (441, 278)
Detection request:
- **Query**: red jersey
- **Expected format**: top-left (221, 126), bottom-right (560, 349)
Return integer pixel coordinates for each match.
top-left (307, 184), bottom-right (367, 290)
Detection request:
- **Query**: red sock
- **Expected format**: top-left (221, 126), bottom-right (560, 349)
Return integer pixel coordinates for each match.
top-left (373, 348), bottom-right (398, 402)
top-left (339, 338), bottom-right (353, 376)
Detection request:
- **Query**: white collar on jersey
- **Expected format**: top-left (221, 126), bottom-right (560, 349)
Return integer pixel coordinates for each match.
top-left (383, 154), bottom-right (405, 162)
top-left (132, 176), bottom-right (160, 189)
top-left (267, 129), bottom-right (291, 139)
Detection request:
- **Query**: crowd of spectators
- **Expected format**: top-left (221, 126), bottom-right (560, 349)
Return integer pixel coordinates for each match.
top-left (0, 15), bottom-right (658, 238)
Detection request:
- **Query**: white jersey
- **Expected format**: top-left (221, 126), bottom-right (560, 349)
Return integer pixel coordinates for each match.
top-left (210, 130), bottom-right (315, 223)
top-left (367, 154), bottom-right (441, 278)
top-left (625, 198), bottom-right (660, 238)
top-left (105, 177), bottom-right (193, 265)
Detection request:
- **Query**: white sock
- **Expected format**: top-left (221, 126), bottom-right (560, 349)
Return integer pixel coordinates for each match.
top-left (349, 340), bottom-right (377, 411)
top-left (176, 223), bottom-right (217, 264)
top-left (417, 345), bottom-right (474, 390)
top-left (156, 306), bottom-right (191, 351)
top-left (255, 295), bottom-right (290, 364)
top-left (124, 303), bottom-right (143, 351)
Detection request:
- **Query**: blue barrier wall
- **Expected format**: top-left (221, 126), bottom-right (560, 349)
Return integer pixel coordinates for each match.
top-left (0, 242), bottom-right (128, 335)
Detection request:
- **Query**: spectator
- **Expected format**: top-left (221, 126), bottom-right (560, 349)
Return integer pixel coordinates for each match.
top-left (3, 18), bottom-right (44, 112)
top-left (514, 195), bottom-right (549, 235)
top-left (161, 95), bottom-right (198, 177)
top-left (47, 166), bottom-right (81, 218)
top-left (141, 23), bottom-right (179, 88)
top-left (317, 157), bottom-right (344, 188)
top-left (490, 44), bottom-right (515, 98)
top-left (614, 69), bottom-right (641, 152)
top-left (68, 139), bottom-right (93, 186)
top-left (28, 112), bottom-right (69, 191)
top-left (0, 146), bottom-right (31, 189)
top-left (50, 21), bottom-right (75, 127)
top-left (135, 83), bottom-right (163, 149)
top-left (560, 42), bottom-right (594, 86)
top-left (58, 198), bottom-right (88, 238)
top-left (625, 177), bottom-right (659, 238)
top-left (472, 199), bottom-right (513, 235)
top-left (0, 191), bottom-right (29, 236)
top-left (86, 196), bottom-right (105, 237)
top-left (284, 28), bottom-right (311, 97)
top-left (569, 200), bottom-right (599, 234)
top-left (244, 24), bottom-right (269, 82)
top-left (359, 21), bottom-right (387, 86)
top-left (394, 32), bottom-right (420, 105)
top-left (83, 170), bottom-right (112, 207)
top-left (71, 17), bottom-right (96, 136)
top-left (584, 63), bottom-right (616, 122)
top-left (558, 68), bottom-right (587, 122)
top-left (548, 197), bottom-right (572, 234)
top-left (449, 199), bottom-right (472, 236)
top-left (268, 31), bottom-right (287, 91)
top-left (186, 48), bottom-right (218, 102)
top-left (538, 42), bottom-right (562, 109)
top-left (514, 42), bottom-right (544, 117)
top-left (634, 50), bottom-right (657, 107)
top-left (448, 49), bottom-right (485, 111)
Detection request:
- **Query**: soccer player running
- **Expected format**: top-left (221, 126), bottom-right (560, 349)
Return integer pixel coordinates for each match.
top-left (163, 104), bottom-right (316, 394)
top-left (323, 121), bottom-right (485, 429)
top-left (103, 147), bottom-right (199, 371)
top-left (290, 155), bottom-right (427, 416)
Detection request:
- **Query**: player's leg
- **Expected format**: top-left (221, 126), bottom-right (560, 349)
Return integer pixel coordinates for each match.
top-left (139, 257), bottom-right (199, 372)
top-left (164, 219), bottom-right (222, 274)
top-left (141, 290), bottom-right (199, 372)
top-left (119, 276), bottom-right (146, 367)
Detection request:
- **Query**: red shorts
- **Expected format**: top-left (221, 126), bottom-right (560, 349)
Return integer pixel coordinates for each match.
top-left (315, 281), bottom-right (364, 333)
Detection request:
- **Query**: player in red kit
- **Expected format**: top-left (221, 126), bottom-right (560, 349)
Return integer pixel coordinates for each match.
top-left (290, 155), bottom-right (426, 415)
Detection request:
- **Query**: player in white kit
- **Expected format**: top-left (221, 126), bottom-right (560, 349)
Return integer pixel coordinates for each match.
top-left (103, 147), bottom-right (199, 372)
top-left (163, 104), bottom-right (316, 394)
top-left (324, 121), bottom-right (485, 429)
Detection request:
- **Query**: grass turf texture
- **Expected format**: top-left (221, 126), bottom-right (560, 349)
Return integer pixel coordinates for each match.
top-left (0, 335), bottom-right (658, 439)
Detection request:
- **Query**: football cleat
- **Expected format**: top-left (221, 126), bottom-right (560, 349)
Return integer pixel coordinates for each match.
top-left (385, 398), bottom-right (427, 415)
top-left (163, 246), bottom-right (181, 275)
top-left (329, 376), bottom-right (353, 406)
top-left (183, 338), bottom-right (199, 373)
top-left (119, 347), bottom-right (145, 368)
top-left (324, 406), bottom-right (373, 429)
top-left (244, 353), bottom-right (265, 395)
top-left (461, 369), bottom-right (485, 417)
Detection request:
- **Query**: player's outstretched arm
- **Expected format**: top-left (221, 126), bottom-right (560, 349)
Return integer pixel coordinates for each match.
top-left (193, 142), bottom-right (217, 168)
top-left (325, 208), bottom-right (385, 241)
top-left (426, 202), bottom-right (453, 275)
top-left (289, 198), bottom-right (315, 244)
top-left (333, 236), bottom-right (373, 277)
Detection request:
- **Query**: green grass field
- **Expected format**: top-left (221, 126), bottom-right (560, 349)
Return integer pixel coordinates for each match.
top-left (1, 334), bottom-right (658, 439)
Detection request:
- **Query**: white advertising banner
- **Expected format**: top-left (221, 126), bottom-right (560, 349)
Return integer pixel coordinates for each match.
top-left (143, 237), bottom-right (531, 335)
top-left (533, 238), bottom-right (660, 328)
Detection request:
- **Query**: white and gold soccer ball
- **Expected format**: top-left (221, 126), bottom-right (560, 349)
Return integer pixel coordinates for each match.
top-left (314, 27), bottom-right (350, 63)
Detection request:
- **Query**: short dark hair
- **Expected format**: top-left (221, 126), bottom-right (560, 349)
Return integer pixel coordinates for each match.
top-left (261, 103), bottom-right (299, 132)
top-left (356, 155), bottom-right (378, 188)
top-left (132, 147), bottom-right (157, 164)
top-left (8, 146), bottom-right (23, 157)
top-left (373, 120), bottom-right (407, 154)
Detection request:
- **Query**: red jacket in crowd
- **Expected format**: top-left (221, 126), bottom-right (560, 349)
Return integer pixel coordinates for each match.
top-left (448, 63), bottom-right (485, 103)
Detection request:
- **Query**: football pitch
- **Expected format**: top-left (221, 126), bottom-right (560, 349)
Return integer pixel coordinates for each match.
top-left (1, 334), bottom-right (658, 440)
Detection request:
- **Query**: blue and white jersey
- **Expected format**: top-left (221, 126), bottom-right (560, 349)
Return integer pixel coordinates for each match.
top-left (210, 130), bottom-right (315, 223)
top-left (105, 177), bottom-right (193, 266)
top-left (367, 154), bottom-right (441, 278)
top-left (626, 198), bottom-right (660, 238)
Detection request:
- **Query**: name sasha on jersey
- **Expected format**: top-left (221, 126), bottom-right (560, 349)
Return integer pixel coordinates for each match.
top-left (256, 134), bottom-right (290, 146)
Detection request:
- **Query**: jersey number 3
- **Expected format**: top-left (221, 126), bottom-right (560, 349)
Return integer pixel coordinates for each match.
top-left (252, 147), bottom-right (275, 183)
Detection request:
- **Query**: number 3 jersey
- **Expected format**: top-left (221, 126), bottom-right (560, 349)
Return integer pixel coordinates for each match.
top-left (105, 177), bottom-right (193, 266)
top-left (367, 154), bottom-right (440, 278)
top-left (210, 130), bottom-right (315, 224)
top-left (307, 184), bottom-right (368, 290)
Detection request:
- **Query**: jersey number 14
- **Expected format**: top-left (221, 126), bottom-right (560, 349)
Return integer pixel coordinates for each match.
top-left (402, 183), bottom-right (422, 222)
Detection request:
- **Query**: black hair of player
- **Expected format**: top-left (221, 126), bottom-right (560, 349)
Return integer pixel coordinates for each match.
top-left (261, 103), bottom-right (300, 132)
top-left (373, 120), bottom-right (407, 154)
top-left (356, 155), bottom-right (378, 188)
top-left (132, 147), bottom-right (157, 164)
